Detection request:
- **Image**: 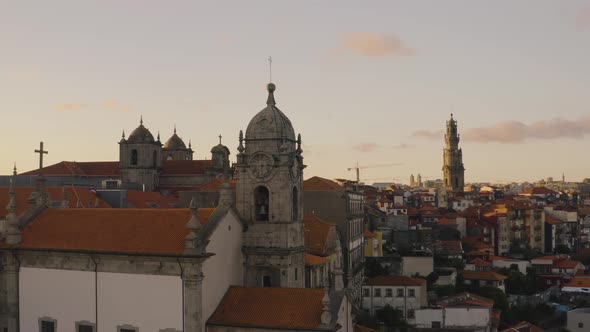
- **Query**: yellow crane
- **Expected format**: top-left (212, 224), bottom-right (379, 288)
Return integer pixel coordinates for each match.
top-left (347, 162), bottom-right (403, 183)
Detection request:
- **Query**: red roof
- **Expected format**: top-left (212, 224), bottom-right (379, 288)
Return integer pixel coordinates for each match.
top-left (126, 191), bottom-right (179, 208)
top-left (366, 275), bottom-right (426, 286)
top-left (364, 230), bottom-right (376, 238)
top-left (554, 260), bottom-right (583, 270)
top-left (521, 187), bottom-right (558, 196)
top-left (305, 253), bottom-right (328, 266)
top-left (304, 213), bottom-right (334, 255)
top-left (208, 286), bottom-right (330, 329)
top-left (469, 258), bottom-right (492, 267)
top-left (2, 208), bottom-right (214, 255)
top-left (20, 161), bottom-right (119, 176)
top-left (195, 178), bottom-right (237, 192)
top-left (438, 292), bottom-right (494, 308)
top-left (303, 176), bottom-right (344, 191)
top-left (437, 218), bottom-right (456, 226)
top-left (501, 321), bottom-right (544, 332)
top-left (462, 270), bottom-right (507, 281)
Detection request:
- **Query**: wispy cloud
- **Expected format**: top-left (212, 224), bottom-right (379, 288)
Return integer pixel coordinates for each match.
top-left (56, 103), bottom-right (87, 112)
top-left (102, 99), bottom-right (133, 113)
top-left (411, 129), bottom-right (443, 140)
top-left (353, 142), bottom-right (380, 152)
top-left (393, 142), bottom-right (415, 149)
top-left (412, 116), bottom-right (590, 143)
top-left (339, 32), bottom-right (415, 57)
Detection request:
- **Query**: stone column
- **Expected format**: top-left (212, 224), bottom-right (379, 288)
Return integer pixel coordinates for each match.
top-left (182, 264), bottom-right (204, 332)
top-left (0, 253), bottom-right (19, 332)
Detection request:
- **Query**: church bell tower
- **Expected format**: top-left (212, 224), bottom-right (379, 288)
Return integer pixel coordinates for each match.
top-left (442, 114), bottom-right (465, 192)
top-left (236, 83), bottom-right (305, 288)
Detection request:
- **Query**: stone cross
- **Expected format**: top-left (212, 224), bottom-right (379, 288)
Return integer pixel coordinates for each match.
top-left (219, 134), bottom-right (222, 145)
top-left (34, 141), bottom-right (48, 176)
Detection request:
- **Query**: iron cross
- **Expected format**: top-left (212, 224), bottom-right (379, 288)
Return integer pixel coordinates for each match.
top-left (34, 141), bottom-right (48, 176)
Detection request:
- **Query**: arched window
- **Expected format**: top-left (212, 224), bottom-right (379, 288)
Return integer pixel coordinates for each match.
top-left (131, 149), bottom-right (138, 166)
top-left (454, 177), bottom-right (459, 188)
top-left (153, 150), bottom-right (157, 167)
top-left (292, 186), bottom-right (299, 221)
top-left (254, 186), bottom-right (269, 221)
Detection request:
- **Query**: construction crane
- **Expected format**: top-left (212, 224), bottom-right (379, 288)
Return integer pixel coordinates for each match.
top-left (347, 162), bottom-right (403, 183)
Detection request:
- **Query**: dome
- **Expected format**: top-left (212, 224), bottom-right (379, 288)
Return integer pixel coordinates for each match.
top-left (164, 133), bottom-right (187, 150)
top-left (245, 83), bottom-right (296, 142)
top-left (127, 121), bottom-right (155, 143)
top-left (211, 143), bottom-right (230, 155)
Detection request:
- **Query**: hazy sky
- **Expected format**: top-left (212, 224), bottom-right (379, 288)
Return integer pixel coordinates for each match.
top-left (2, 1), bottom-right (590, 183)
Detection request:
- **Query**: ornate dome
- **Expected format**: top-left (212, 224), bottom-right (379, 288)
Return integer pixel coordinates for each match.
top-left (164, 132), bottom-right (187, 150)
top-left (211, 143), bottom-right (230, 155)
top-left (245, 83), bottom-right (296, 142)
top-left (127, 118), bottom-right (155, 143)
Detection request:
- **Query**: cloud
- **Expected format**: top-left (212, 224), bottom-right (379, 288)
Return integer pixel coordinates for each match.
top-left (102, 100), bottom-right (133, 113)
top-left (340, 32), bottom-right (415, 57)
top-left (411, 129), bottom-right (443, 140)
top-left (412, 116), bottom-right (590, 143)
top-left (392, 142), bottom-right (415, 149)
top-left (56, 103), bottom-right (87, 112)
top-left (353, 142), bottom-right (380, 152)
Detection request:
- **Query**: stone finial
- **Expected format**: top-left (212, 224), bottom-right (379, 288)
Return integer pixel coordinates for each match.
top-left (157, 131), bottom-right (161, 141)
top-left (296, 133), bottom-right (303, 154)
top-left (266, 83), bottom-right (276, 106)
top-left (122, 130), bottom-right (126, 139)
top-left (320, 286), bottom-right (332, 325)
top-left (140, 115), bottom-right (143, 125)
top-left (6, 165), bottom-right (21, 245)
top-left (189, 139), bottom-right (192, 149)
top-left (237, 130), bottom-right (245, 154)
top-left (174, 124), bottom-right (177, 135)
top-left (184, 198), bottom-right (201, 254)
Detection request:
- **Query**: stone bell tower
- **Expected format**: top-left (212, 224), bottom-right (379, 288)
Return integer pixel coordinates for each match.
top-left (442, 114), bottom-right (465, 192)
top-left (236, 82), bottom-right (305, 288)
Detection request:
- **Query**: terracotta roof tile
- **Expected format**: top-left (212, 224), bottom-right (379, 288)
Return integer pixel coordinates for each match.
top-left (207, 286), bottom-right (327, 329)
top-left (521, 187), bottom-right (558, 196)
top-left (3, 208), bottom-right (214, 255)
top-left (469, 258), bottom-right (492, 267)
top-left (304, 213), bottom-right (334, 255)
top-left (126, 191), bottom-right (179, 208)
top-left (20, 161), bottom-right (119, 176)
top-left (501, 321), bottom-right (544, 332)
top-left (554, 260), bottom-right (583, 269)
top-left (364, 229), bottom-right (376, 238)
top-left (195, 178), bottom-right (237, 192)
top-left (366, 275), bottom-right (426, 286)
top-left (305, 253), bottom-right (328, 266)
top-left (461, 270), bottom-right (507, 281)
top-left (303, 176), bottom-right (344, 191)
top-left (354, 325), bottom-right (379, 332)
top-left (564, 277), bottom-right (590, 288)
top-left (545, 215), bottom-right (561, 225)
top-left (437, 292), bottom-right (494, 308)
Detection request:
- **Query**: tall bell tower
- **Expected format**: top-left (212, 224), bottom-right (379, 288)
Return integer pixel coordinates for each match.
top-left (236, 83), bottom-right (305, 288)
top-left (442, 114), bottom-right (465, 192)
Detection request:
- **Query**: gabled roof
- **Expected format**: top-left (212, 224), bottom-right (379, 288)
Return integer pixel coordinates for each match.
top-left (1, 208), bottom-right (214, 255)
top-left (501, 321), bottom-right (544, 332)
top-left (304, 213), bottom-right (335, 255)
top-left (305, 253), bottom-right (329, 267)
top-left (20, 161), bottom-right (119, 176)
top-left (461, 270), bottom-right (507, 281)
top-left (208, 286), bottom-right (341, 330)
top-left (545, 215), bottom-right (561, 225)
top-left (365, 275), bottom-right (426, 286)
top-left (521, 186), bottom-right (558, 196)
top-left (303, 176), bottom-right (344, 191)
top-left (554, 260), bottom-right (583, 270)
top-left (469, 258), bottom-right (492, 267)
top-left (437, 292), bottom-right (494, 309)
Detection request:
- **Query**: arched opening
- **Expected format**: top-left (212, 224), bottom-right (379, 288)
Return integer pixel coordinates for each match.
top-left (131, 149), bottom-right (138, 166)
top-left (152, 150), bottom-right (157, 167)
top-left (254, 186), bottom-right (269, 221)
top-left (454, 177), bottom-right (459, 189)
top-left (292, 186), bottom-right (299, 221)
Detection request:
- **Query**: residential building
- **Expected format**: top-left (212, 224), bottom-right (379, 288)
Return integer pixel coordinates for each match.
top-left (461, 270), bottom-right (508, 293)
top-left (304, 213), bottom-right (343, 288)
top-left (362, 275), bottom-right (427, 324)
top-left (567, 307), bottom-right (590, 332)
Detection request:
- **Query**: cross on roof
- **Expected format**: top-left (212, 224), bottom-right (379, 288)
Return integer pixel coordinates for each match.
top-left (219, 134), bottom-right (222, 145)
top-left (34, 141), bottom-right (48, 176)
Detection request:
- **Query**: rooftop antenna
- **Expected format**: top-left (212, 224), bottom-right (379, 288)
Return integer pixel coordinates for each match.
top-left (268, 56), bottom-right (272, 83)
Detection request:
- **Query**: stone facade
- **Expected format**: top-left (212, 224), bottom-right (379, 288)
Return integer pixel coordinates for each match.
top-left (236, 83), bottom-right (305, 288)
top-left (442, 114), bottom-right (465, 192)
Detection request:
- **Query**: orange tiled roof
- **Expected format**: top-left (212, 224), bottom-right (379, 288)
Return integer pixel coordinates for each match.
top-left (305, 253), bottom-right (328, 266)
top-left (354, 325), bottom-right (379, 332)
top-left (303, 176), bottom-right (344, 191)
top-left (195, 178), bottom-right (237, 192)
top-left (438, 292), bottom-right (494, 308)
top-left (0, 187), bottom-right (111, 217)
top-left (462, 270), bottom-right (507, 281)
top-left (160, 160), bottom-right (212, 175)
top-left (20, 161), bottom-right (119, 176)
top-left (554, 260), bottom-right (583, 269)
top-left (522, 187), bottom-right (558, 196)
top-left (366, 275), bottom-right (426, 286)
top-left (502, 321), bottom-right (544, 332)
top-left (545, 215), bottom-right (561, 225)
top-left (126, 191), bottom-right (179, 208)
top-left (564, 277), bottom-right (590, 288)
top-left (364, 229), bottom-right (376, 238)
top-left (2, 208), bottom-right (214, 255)
top-left (469, 258), bottom-right (492, 267)
top-left (304, 213), bottom-right (334, 255)
top-left (208, 286), bottom-right (328, 329)
top-left (437, 218), bottom-right (456, 226)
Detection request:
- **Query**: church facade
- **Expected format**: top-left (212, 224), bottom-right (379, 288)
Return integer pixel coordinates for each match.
top-left (0, 83), bottom-right (352, 332)
top-left (442, 114), bottom-right (465, 192)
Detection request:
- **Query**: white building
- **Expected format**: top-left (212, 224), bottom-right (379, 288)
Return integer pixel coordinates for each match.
top-left (362, 275), bottom-right (427, 324)
top-left (567, 307), bottom-right (590, 332)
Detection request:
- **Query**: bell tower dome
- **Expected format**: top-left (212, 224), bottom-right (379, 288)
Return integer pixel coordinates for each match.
top-left (236, 83), bottom-right (305, 288)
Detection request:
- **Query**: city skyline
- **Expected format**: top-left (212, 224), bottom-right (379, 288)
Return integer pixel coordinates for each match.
top-left (2, 1), bottom-right (590, 183)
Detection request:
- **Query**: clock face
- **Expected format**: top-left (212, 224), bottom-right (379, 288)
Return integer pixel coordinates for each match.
top-left (249, 153), bottom-right (274, 179)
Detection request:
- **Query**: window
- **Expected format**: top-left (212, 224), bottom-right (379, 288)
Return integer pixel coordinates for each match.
top-left (131, 149), bottom-right (138, 165)
top-left (117, 325), bottom-right (138, 332)
top-left (292, 187), bottom-right (299, 221)
top-left (408, 289), bottom-right (415, 298)
top-left (262, 275), bottom-right (272, 287)
top-left (295, 268), bottom-right (298, 281)
top-left (374, 288), bottom-right (381, 297)
top-left (254, 186), bottom-right (270, 221)
top-left (579, 322), bottom-right (584, 328)
top-left (76, 321), bottom-right (96, 332)
top-left (39, 318), bottom-right (56, 332)
top-left (397, 288), bottom-right (404, 297)
top-left (385, 288), bottom-right (393, 297)
top-left (432, 322), bottom-right (441, 329)
top-left (407, 309), bottom-right (415, 319)
top-left (363, 288), bottom-right (369, 297)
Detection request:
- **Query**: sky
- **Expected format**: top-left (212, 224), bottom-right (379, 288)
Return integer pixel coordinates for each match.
top-left (1, 1), bottom-right (590, 184)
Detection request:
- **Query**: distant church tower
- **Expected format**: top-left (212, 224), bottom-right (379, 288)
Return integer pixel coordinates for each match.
top-left (442, 114), bottom-right (465, 192)
top-left (119, 117), bottom-right (162, 191)
top-left (409, 174), bottom-right (415, 187)
top-left (162, 126), bottom-right (193, 160)
top-left (236, 83), bottom-right (305, 288)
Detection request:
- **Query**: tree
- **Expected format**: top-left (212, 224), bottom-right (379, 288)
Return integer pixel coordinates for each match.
top-left (375, 305), bottom-right (409, 332)
top-left (433, 284), bottom-right (456, 297)
top-left (473, 286), bottom-right (509, 313)
top-left (555, 244), bottom-right (571, 254)
top-left (497, 267), bottom-right (528, 295)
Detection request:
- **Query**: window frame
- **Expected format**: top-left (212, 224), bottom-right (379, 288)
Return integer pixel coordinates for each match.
top-left (75, 321), bottom-right (96, 332)
top-left (117, 325), bottom-right (139, 332)
top-left (38, 317), bottom-right (57, 332)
